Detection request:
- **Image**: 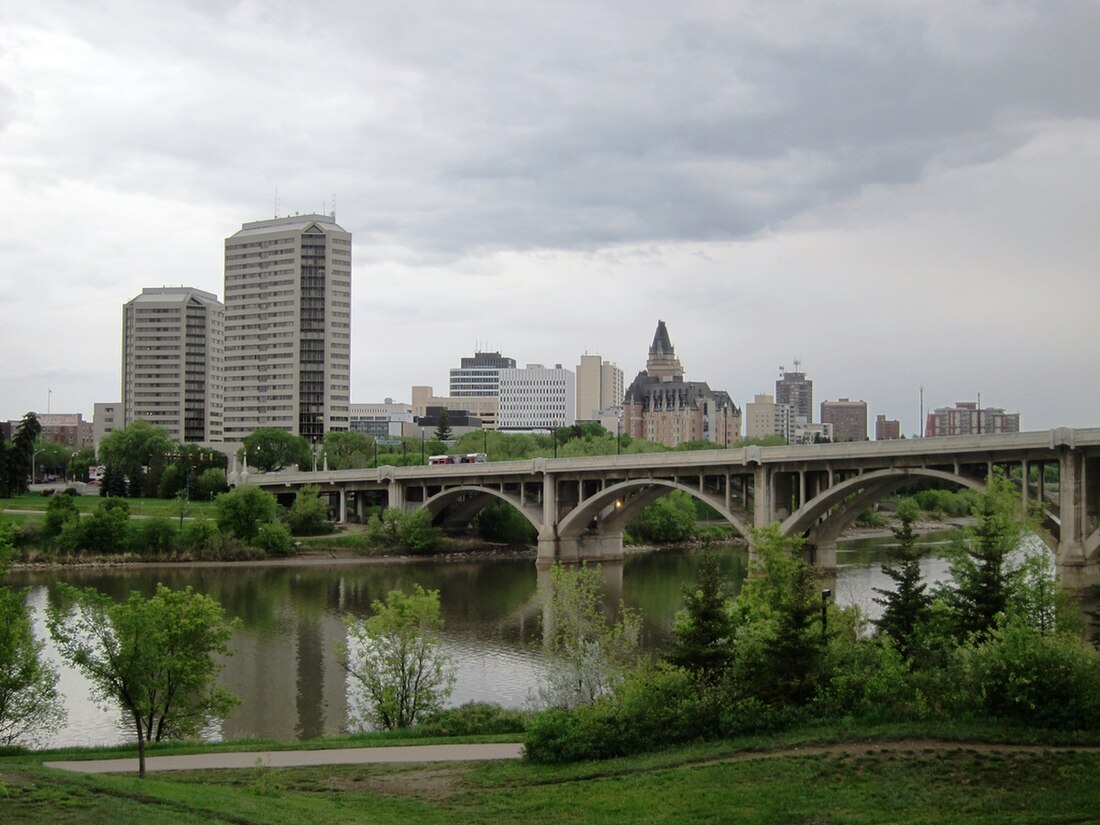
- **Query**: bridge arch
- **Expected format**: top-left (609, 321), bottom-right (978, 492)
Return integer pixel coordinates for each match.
top-left (781, 468), bottom-right (991, 555)
top-left (556, 478), bottom-right (753, 544)
top-left (421, 485), bottom-right (544, 534)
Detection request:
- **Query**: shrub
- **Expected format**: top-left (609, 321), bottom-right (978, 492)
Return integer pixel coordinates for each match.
top-left (215, 486), bottom-right (278, 542)
top-left (44, 495), bottom-right (79, 537)
top-left (133, 517), bottom-right (176, 557)
top-left (418, 702), bottom-right (528, 737)
top-left (365, 509), bottom-right (442, 554)
top-left (957, 618), bottom-right (1100, 728)
top-left (255, 521), bottom-right (293, 556)
top-left (179, 516), bottom-right (219, 553)
top-left (627, 491), bottom-right (697, 544)
top-left (285, 485), bottom-right (331, 536)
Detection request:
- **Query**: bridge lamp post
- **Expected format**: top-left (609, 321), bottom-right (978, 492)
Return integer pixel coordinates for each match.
top-left (616, 420), bottom-right (621, 455)
top-left (821, 588), bottom-right (832, 640)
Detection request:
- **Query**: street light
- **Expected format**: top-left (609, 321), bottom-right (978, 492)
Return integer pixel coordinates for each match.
top-left (30, 447), bottom-right (45, 485)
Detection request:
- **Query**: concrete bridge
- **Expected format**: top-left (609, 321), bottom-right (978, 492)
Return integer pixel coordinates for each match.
top-left (244, 427), bottom-right (1100, 581)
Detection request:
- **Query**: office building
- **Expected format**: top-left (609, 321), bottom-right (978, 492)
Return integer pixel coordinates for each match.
top-left (875, 415), bottom-right (901, 440)
top-left (622, 321), bottom-right (740, 448)
top-left (776, 362), bottom-right (813, 425)
top-left (575, 354), bottom-right (624, 422)
top-left (820, 398), bottom-right (868, 442)
top-left (744, 393), bottom-right (794, 441)
top-left (411, 386), bottom-right (499, 430)
top-left (449, 351), bottom-right (516, 397)
top-left (121, 286), bottom-right (224, 443)
top-left (498, 364), bottom-right (576, 430)
top-left (93, 402), bottom-right (120, 452)
top-left (222, 213), bottom-right (352, 443)
top-left (925, 402), bottom-right (1020, 437)
top-left (349, 400), bottom-right (414, 438)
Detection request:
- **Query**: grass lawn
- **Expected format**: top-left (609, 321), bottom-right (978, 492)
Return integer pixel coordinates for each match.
top-left (4, 732), bottom-right (1100, 824)
top-left (0, 494), bottom-right (216, 519)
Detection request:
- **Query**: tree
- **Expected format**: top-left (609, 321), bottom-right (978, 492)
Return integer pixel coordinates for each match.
top-left (627, 491), bottom-right (697, 544)
top-left (940, 470), bottom-right (1040, 641)
top-left (47, 583), bottom-right (239, 777)
top-left (214, 485), bottom-right (278, 542)
top-left (434, 408), bottom-right (453, 442)
top-left (733, 525), bottom-right (829, 706)
top-left (539, 563), bottom-right (641, 709)
top-left (873, 497), bottom-right (933, 661)
top-left (240, 428), bottom-right (311, 472)
top-left (667, 551), bottom-right (735, 683)
top-left (31, 439), bottom-right (72, 480)
top-left (286, 484), bottom-right (332, 536)
top-left (322, 431), bottom-right (374, 470)
top-left (337, 585), bottom-right (455, 730)
top-left (0, 588), bottom-right (64, 747)
top-left (76, 498), bottom-right (131, 554)
top-left (97, 421), bottom-right (176, 497)
top-left (44, 492), bottom-right (80, 536)
top-left (0, 523), bottom-right (64, 747)
top-left (0, 412), bottom-right (40, 496)
top-left (364, 509), bottom-right (442, 554)
top-left (68, 446), bottom-right (97, 482)
top-left (195, 467), bottom-right (228, 501)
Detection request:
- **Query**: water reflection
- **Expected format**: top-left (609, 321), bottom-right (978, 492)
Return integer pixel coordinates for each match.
top-left (14, 534), bottom-right (963, 749)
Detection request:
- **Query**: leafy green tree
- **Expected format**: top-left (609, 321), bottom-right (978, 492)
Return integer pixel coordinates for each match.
top-left (940, 469), bottom-right (1040, 641)
top-left (195, 467), bottom-right (228, 501)
top-left (539, 563), bottom-right (642, 709)
top-left (627, 491), bottom-right (697, 544)
top-left (0, 412), bottom-right (40, 496)
top-left (97, 421), bottom-right (176, 497)
top-left (286, 484), bottom-right (331, 536)
top-left (255, 521), bottom-right (293, 555)
top-left (214, 485), bottom-right (278, 542)
top-left (0, 523), bottom-right (64, 747)
top-left (78, 497), bottom-right (131, 554)
top-left (44, 492), bottom-right (80, 536)
top-left (873, 498), bottom-right (933, 661)
top-left (0, 587), bottom-right (64, 747)
top-left (47, 583), bottom-right (239, 778)
top-left (31, 439), bottom-right (72, 480)
top-left (364, 509), bottom-right (442, 554)
top-left (240, 428), bottom-right (311, 472)
top-left (337, 585), bottom-right (456, 730)
top-left (323, 431), bottom-right (374, 470)
top-left (667, 551), bottom-right (735, 683)
top-left (68, 446), bottom-right (97, 482)
top-left (472, 500), bottom-right (538, 545)
top-left (733, 525), bottom-right (829, 706)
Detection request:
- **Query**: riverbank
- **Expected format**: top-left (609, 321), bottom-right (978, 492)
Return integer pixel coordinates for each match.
top-left (6, 723), bottom-right (1100, 823)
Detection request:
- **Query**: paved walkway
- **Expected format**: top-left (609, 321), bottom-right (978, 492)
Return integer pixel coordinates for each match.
top-left (45, 742), bottom-right (525, 774)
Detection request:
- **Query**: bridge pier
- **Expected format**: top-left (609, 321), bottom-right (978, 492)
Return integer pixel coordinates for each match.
top-left (537, 532), bottom-right (625, 564)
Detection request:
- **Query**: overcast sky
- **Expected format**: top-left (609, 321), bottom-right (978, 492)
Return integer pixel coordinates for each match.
top-left (2, 1), bottom-right (1098, 436)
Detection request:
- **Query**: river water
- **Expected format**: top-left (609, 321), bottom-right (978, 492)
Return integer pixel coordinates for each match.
top-left (13, 533), bottom-right (960, 749)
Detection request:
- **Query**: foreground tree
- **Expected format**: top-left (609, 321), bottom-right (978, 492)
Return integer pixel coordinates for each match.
top-left (733, 525), bottom-right (829, 706)
top-left (873, 498), bottom-right (933, 661)
top-left (667, 551), bottom-right (735, 684)
top-left (539, 563), bottom-right (642, 709)
top-left (941, 470), bottom-right (1040, 640)
top-left (337, 585), bottom-right (455, 730)
top-left (47, 583), bottom-right (239, 777)
top-left (241, 428), bottom-right (311, 472)
top-left (0, 524), bottom-right (64, 747)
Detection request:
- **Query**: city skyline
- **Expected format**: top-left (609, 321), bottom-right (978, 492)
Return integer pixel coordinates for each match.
top-left (2, 3), bottom-right (1098, 435)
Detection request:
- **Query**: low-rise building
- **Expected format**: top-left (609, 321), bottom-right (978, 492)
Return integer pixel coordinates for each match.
top-left (875, 414), bottom-right (901, 440)
top-left (925, 402), bottom-right (1020, 437)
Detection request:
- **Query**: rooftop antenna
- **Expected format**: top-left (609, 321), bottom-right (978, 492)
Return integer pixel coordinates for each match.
top-left (793, 357), bottom-right (801, 373)
top-left (274, 187), bottom-right (279, 218)
top-left (331, 192), bottom-right (336, 219)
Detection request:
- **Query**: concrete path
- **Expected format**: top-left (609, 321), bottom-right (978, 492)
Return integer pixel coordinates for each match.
top-left (45, 742), bottom-right (525, 774)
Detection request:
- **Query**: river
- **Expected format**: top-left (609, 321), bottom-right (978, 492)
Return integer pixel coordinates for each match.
top-left (13, 532), bottom-right (960, 749)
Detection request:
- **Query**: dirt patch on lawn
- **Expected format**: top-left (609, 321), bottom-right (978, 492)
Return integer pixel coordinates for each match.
top-left (326, 765), bottom-right (473, 800)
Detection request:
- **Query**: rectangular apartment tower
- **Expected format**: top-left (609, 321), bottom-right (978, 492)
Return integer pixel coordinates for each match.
top-left (122, 287), bottom-right (224, 443)
top-left (222, 214), bottom-right (352, 443)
